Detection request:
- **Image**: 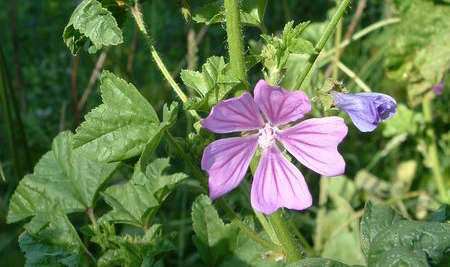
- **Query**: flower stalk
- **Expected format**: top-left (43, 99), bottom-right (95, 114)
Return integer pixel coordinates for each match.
top-left (268, 210), bottom-right (302, 262)
top-left (294, 0), bottom-right (351, 89)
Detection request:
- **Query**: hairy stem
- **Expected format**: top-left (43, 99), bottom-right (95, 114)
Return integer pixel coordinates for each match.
top-left (268, 210), bottom-right (302, 262)
top-left (332, 12), bottom-right (342, 80)
top-left (130, 3), bottom-right (200, 120)
top-left (224, 0), bottom-right (248, 87)
top-left (422, 94), bottom-right (447, 203)
top-left (294, 0), bottom-right (351, 89)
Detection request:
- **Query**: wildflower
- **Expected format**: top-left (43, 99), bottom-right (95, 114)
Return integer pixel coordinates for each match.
top-left (201, 80), bottom-right (348, 214)
top-left (432, 82), bottom-right (444, 95)
top-left (331, 91), bottom-right (397, 132)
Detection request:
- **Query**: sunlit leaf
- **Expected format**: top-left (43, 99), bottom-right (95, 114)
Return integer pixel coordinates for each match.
top-left (63, 0), bottom-right (123, 54)
top-left (7, 132), bottom-right (119, 223)
top-left (74, 71), bottom-right (162, 162)
top-left (101, 158), bottom-right (187, 227)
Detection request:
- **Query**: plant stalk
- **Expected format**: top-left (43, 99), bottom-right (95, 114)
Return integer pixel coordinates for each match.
top-left (294, 0), bottom-right (351, 89)
top-left (268, 210), bottom-right (302, 262)
top-left (332, 12), bottom-right (342, 80)
top-left (130, 3), bottom-right (200, 120)
top-left (224, 0), bottom-right (248, 87)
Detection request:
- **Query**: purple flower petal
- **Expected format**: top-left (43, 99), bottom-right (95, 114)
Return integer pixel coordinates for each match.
top-left (251, 145), bottom-right (312, 215)
top-left (277, 117), bottom-right (347, 177)
top-left (202, 136), bottom-right (258, 199)
top-left (254, 80), bottom-right (311, 126)
top-left (332, 92), bottom-right (397, 132)
top-left (201, 93), bottom-right (264, 133)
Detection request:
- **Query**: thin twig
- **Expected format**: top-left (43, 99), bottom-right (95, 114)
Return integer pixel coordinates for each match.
top-left (77, 48), bottom-right (109, 113)
top-left (59, 100), bottom-right (67, 132)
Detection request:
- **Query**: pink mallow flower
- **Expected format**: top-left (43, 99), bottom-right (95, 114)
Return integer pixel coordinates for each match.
top-left (201, 80), bottom-right (348, 214)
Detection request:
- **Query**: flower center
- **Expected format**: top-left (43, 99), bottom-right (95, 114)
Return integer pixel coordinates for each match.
top-left (258, 123), bottom-right (279, 150)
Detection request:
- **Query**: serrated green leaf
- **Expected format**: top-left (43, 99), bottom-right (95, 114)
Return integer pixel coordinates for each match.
top-left (287, 38), bottom-right (315, 55)
top-left (240, 0), bottom-right (268, 26)
top-left (182, 56), bottom-right (240, 111)
top-left (360, 202), bottom-right (403, 257)
top-left (102, 158), bottom-right (187, 227)
top-left (192, 195), bottom-right (238, 266)
top-left (7, 132), bottom-right (119, 223)
top-left (286, 258), bottom-right (351, 267)
top-left (19, 208), bottom-right (86, 267)
top-left (63, 0), bottom-right (123, 54)
top-left (74, 71), bottom-right (161, 162)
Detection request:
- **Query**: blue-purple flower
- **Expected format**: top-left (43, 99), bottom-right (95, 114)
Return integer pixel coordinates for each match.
top-left (331, 91), bottom-right (397, 132)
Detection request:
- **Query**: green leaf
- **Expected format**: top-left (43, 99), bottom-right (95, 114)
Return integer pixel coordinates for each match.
top-left (191, 195), bottom-right (238, 266)
top-left (361, 202), bottom-right (450, 266)
top-left (101, 158), bottom-right (187, 227)
top-left (286, 258), bottom-right (351, 267)
top-left (181, 56), bottom-right (240, 111)
top-left (240, 0), bottom-right (268, 26)
top-left (74, 71), bottom-right (161, 162)
top-left (19, 208), bottom-right (86, 267)
top-left (192, 0), bottom-right (267, 27)
top-left (360, 202), bottom-right (403, 257)
top-left (192, 1), bottom-right (224, 25)
top-left (7, 131), bottom-right (119, 223)
top-left (368, 220), bottom-right (450, 266)
top-left (63, 0), bottom-right (123, 54)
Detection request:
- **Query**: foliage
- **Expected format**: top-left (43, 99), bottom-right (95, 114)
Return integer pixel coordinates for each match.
top-left (0, 0), bottom-right (449, 266)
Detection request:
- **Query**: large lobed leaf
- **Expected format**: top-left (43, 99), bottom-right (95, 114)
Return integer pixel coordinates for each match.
top-left (101, 158), bottom-right (187, 227)
top-left (7, 131), bottom-right (119, 223)
top-left (73, 71), bottom-right (164, 162)
top-left (360, 202), bottom-right (450, 266)
top-left (63, 0), bottom-right (123, 54)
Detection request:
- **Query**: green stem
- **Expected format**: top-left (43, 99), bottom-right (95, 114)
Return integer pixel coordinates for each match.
top-left (422, 94), bottom-right (448, 203)
top-left (332, 11), bottom-right (342, 80)
top-left (224, 0), bottom-right (248, 86)
top-left (130, 4), bottom-right (200, 120)
top-left (218, 201), bottom-right (283, 252)
top-left (294, 0), bottom-right (351, 89)
top-left (287, 219), bottom-right (315, 257)
top-left (268, 210), bottom-right (302, 262)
